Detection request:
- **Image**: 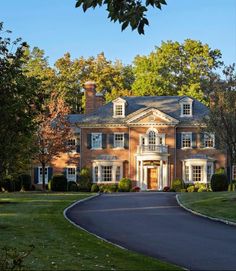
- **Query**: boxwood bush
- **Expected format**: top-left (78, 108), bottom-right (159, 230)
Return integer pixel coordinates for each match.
top-left (211, 173), bottom-right (228, 192)
top-left (118, 178), bottom-right (132, 192)
top-left (77, 168), bottom-right (92, 192)
top-left (50, 174), bottom-right (67, 191)
top-left (68, 181), bottom-right (78, 192)
top-left (18, 174), bottom-right (32, 191)
top-left (91, 183), bottom-right (99, 192)
top-left (171, 179), bottom-right (184, 192)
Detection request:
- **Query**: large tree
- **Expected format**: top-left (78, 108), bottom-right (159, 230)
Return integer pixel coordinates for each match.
top-left (75, 0), bottom-right (167, 34)
top-left (204, 64), bottom-right (236, 190)
top-left (0, 23), bottom-right (40, 181)
top-left (132, 39), bottom-right (223, 103)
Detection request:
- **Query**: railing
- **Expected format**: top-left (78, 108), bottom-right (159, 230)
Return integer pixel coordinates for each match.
top-left (137, 144), bottom-right (168, 154)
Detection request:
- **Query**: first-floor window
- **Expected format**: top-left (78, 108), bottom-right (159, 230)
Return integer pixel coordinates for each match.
top-left (192, 166), bottom-right (202, 182)
top-left (207, 164), bottom-right (213, 182)
top-left (67, 167), bottom-right (76, 181)
top-left (91, 133), bottom-right (102, 149)
top-left (116, 166), bottom-right (121, 182)
top-left (39, 167), bottom-right (48, 183)
top-left (101, 166), bottom-right (112, 182)
top-left (182, 133), bottom-right (192, 148)
top-left (233, 165), bottom-right (236, 180)
top-left (94, 166), bottom-right (98, 182)
top-left (185, 166), bottom-right (189, 182)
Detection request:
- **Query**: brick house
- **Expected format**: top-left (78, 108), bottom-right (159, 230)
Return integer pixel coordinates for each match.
top-left (33, 81), bottom-right (232, 189)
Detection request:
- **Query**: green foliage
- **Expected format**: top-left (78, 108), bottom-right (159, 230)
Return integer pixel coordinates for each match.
top-left (91, 183), bottom-right (99, 192)
top-left (102, 184), bottom-right (118, 193)
top-left (211, 173), bottom-right (228, 192)
top-left (75, 0), bottom-right (167, 34)
top-left (187, 185), bottom-right (195, 193)
top-left (118, 178), bottom-right (132, 192)
top-left (67, 181), bottom-right (78, 192)
top-left (171, 179), bottom-right (184, 192)
top-left (180, 188), bottom-right (187, 192)
top-left (78, 168), bottom-right (92, 192)
top-left (0, 245), bottom-right (34, 271)
top-left (18, 174), bottom-right (32, 191)
top-left (0, 177), bottom-right (14, 192)
top-left (50, 174), bottom-right (67, 192)
top-left (132, 39), bottom-right (223, 102)
top-left (215, 167), bottom-right (225, 174)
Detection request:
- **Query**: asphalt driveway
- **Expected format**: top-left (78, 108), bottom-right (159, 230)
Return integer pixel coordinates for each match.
top-left (66, 192), bottom-right (236, 270)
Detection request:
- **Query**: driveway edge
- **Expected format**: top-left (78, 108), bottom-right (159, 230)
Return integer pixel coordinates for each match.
top-left (176, 194), bottom-right (236, 227)
top-left (63, 193), bottom-right (127, 251)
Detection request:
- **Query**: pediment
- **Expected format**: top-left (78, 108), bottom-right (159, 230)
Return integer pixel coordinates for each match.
top-left (127, 107), bottom-right (179, 124)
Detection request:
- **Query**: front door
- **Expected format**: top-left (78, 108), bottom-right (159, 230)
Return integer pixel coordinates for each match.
top-left (147, 168), bottom-right (158, 190)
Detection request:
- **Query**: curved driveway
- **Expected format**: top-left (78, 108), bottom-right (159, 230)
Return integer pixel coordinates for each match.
top-left (66, 192), bottom-right (236, 270)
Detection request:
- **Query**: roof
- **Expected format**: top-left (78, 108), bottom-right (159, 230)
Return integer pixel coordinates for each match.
top-left (68, 96), bottom-right (209, 125)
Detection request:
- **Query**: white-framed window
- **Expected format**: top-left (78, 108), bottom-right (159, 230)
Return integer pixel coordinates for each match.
top-left (207, 164), bottom-right (213, 182)
top-left (192, 166), bottom-right (202, 182)
top-left (180, 97), bottom-right (193, 117)
top-left (66, 167), bottom-right (76, 182)
top-left (185, 166), bottom-right (190, 182)
top-left (116, 166), bottom-right (121, 182)
top-left (232, 165), bottom-right (236, 180)
top-left (114, 133), bottom-right (124, 148)
top-left (148, 130), bottom-right (157, 145)
top-left (204, 133), bottom-right (215, 148)
top-left (101, 166), bottom-right (112, 182)
top-left (67, 138), bottom-right (76, 146)
top-left (91, 133), bottom-right (102, 149)
top-left (114, 104), bottom-right (124, 116)
top-left (182, 133), bottom-right (192, 148)
top-left (94, 166), bottom-right (98, 182)
top-left (38, 167), bottom-right (48, 183)
top-left (182, 104), bottom-right (191, 116)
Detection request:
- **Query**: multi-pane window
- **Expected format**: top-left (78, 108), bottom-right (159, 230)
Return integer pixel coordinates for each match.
top-left (192, 166), bottom-right (202, 182)
top-left (67, 167), bottom-right (76, 181)
top-left (114, 133), bottom-right (124, 148)
top-left (39, 167), bottom-right (48, 183)
top-left (116, 166), bottom-right (121, 182)
top-left (233, 165), bottom-right (236, 180)
top-left (204, 134), bottom-right (214, 148)
top-left (101, 166), bottom-right (112, 182)
top-left (94, 166), bottom-right (98, 182)
top-left (67, 139), bottom-right (76, 146)
top-left (91, 133), bottom-right (102, 149)
top-left (182, 103), bottom-right (191, 116)
top-left (182, 133), bottom-right (192, 148)
top-left (185, 166), bottom-right (189, 182)
top-left (148, 130), bottom-right (157, 145)
top-left (207, 164), bottom-right (213, 182)
top-left (114, 104), bottom-right (123, 116)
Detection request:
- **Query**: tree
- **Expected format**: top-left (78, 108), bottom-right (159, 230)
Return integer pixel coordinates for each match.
top-left (75, 0), bottom-right (167, 34)
top-left (204, 64), bottom-right (236, 190)
top-left (132, 39), bottom-right (223, 103)
top-left (33, 93), bottom-right (74, 190)
top-left (0, 23), bottom-right (40, 181)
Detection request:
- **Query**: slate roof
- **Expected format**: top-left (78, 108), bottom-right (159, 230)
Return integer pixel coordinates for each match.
top-left (68, 96), bottom-right (209, 125)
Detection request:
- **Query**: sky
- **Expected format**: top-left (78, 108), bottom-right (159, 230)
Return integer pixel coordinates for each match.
top-left (1, 0), bottom-right (236, 66)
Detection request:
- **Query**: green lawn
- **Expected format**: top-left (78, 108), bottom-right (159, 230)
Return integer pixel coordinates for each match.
top-left (0, 193), bottom-right (180, 270)
top-left (178, 192), bottom-right (236, 223)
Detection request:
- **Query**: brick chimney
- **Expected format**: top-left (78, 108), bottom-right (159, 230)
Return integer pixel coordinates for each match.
top-left (84, 81), bottom-right (105, 114)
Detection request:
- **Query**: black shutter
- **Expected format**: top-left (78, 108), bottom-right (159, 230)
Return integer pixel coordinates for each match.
top-left (102, 134), bottom-right (107, 149)
top-left (109, 134), bottom-right (114, 148)
top-left (76, 144), bottom-right (80, 153)
top-left (192, 133), bottom-right (197, 148)
top-left (87, 134), bottom-right (91, 149)
top-left (200, 133), bottom-right (204, 148)
top-left (176, 133), bottom-right (182, 149)
top-left (48, 167), bottom-right (53, 181)
top-left (226, 166), bottom-right (231, 183)
top-left (215, 134), bottom-right (220, 149)
top-left (34, 167), bottom-right (39, 184)
top-left (124, 133), bottom-right (129, 149)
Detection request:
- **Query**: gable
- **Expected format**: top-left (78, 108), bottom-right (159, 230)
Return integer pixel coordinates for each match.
top-left (127, 107), bottom-right (179, 125)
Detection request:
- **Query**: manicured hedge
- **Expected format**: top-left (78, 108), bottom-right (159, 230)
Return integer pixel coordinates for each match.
top-left (50, 175), bottom-right (67, 191)
top-left (211, 173), bottom-right (228, 192)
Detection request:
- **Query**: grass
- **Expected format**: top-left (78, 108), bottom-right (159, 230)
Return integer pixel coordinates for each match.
top-left (0, 192), bottom-right (180, 270)
top-left (178, 192), bottom-right (236, 223)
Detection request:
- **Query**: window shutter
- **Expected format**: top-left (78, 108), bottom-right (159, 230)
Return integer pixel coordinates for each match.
top-left (226, 166), bottom-right (231, 183)
top-left (76, 167), bottom-right (80, 182)
top-left (63, 168), bottom-right (67, 179)
top-left (48, 167), bottom-right (53, 181)
top-left (87, 134), bottom-right (91, 149)
top-left (215, 135), bottom-right (220, 149)
top-left (34, 167), bottom-right (39, 184)
top-left (124, 133), bottom-right (129, 149)
top-left (109, 134), bottom-right (114, 148)
top-left (76, 144), bottom-right (80, 153)
top-left (200, 133), bottom-right (204, 148)
top-left (176, 133), bottom-right (182, 149)
top-left (102, 134), bottom-right (107, 149)
top-left (192, 133), bottom-right (197, 148)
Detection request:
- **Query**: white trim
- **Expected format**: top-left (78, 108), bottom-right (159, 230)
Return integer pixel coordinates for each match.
top-left (91, 133), bottom-right (102, 149)
top-left (67, 137), bottom-right (77, 153)
top-left (112, 98), bottom-right (126, 118)
top-left (113, 132), bottom-right (125, 149)
top-left (181, 132), bottom-right (193, 149)
top-left (179, 97), bottom-right (193, 117)
top-left (38, 166), bottom-right (49, 184)
top-left (203, 133), bottom-right (215, 148)
top-left (66, 166), bottom-right (77, 182)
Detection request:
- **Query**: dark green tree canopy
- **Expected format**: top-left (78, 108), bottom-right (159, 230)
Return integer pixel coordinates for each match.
top-left (75, 0), bottom-right (167, 34)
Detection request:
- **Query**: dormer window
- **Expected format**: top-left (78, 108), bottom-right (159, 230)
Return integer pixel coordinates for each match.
top-left (112, 97), bottom-right (126, 118)
top-left (179, 97), bottom-right (193, 117)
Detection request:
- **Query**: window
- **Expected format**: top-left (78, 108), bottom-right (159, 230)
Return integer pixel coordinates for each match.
top-left (114, 133), bottom-right (124, 148)
top-left (180, 98), bottom-right (193, 117)
top-left (94, 166), bottom-right (98, 182)
top-left (116, 166), bottom-right (121, 182)
top-left (39, 167), bottom-right (48, 183)
top-left (182, 133), bottom-right (192, 148)
top-left (204, 133), bottom-right (215, 148)
top-left (192, 166), bottom-right (202, 182)
top-left (233, 165), bottom-right (236, 180)
top-left (91, 133), bottom-right (102, 149)
top-left (182, 104), bottom-right (191, 116)
top-left (185, 166), bottom-right (189, 182)
top-left (67, 139), bottom-right (76, 146)
top-left (101, 166), bottom-right (112, 182)
top-left (114, 104), bottom-right (123, 116)
top-left (67, 167), bottom-right (76, 181)
top-left (207, 164), bottom-right (213, 182)
top-left (148, 130), bottom-right (157, 145)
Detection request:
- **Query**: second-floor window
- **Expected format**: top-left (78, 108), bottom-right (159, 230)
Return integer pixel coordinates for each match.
top-left (182, 133), bottom-right (192, 148)
top-left (114, 133), bottom-right (124, 148)
top-left (91, 133), bottom-right (102, 149)
top-left (204, 133), bottom-right (215, 148)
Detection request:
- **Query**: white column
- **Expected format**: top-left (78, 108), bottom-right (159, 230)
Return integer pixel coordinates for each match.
top-left (159, 160), bottom-right (163, 190)
top-left (189, 164), bottom-right (193, 182)
top-left (144, 166), bottom-right (148, 189)
top-left (140, 160), bottom-right (143, 189)
top-left (98, 164), bottom-right (102, 182)
top-left (203, 161), bottom-right (207, 183)
top-left (112, 165), bottom-right (117, 182)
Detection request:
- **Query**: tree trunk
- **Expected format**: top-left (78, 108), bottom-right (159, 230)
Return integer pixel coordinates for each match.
top-left (42, 163), bottom-right (46, 191)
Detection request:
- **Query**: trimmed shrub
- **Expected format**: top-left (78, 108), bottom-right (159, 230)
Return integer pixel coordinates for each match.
top-left (50, 174), bottom-right (67, 191)
top-left (118, 178), bottom-right (132, 192)
top-left (0, 177), bottom-right (14, 192)
top-left (131, 186), bottom-right (140, 192)
top-left (68, 181), bottom-right (78, 192)
top-left (103, 184), bottom-right (118, 193)
top-left (198, 187), bottom-right (207, 192)
top-left (211, 173), bottom-right (228, 192)
top-left (180, 188), bottom-right (187, 192)
top-left (215, 167), bottom-right (225, 174)
top-left (77, 168), bottom-right (92, 192)
top-left (187, 185), bottom-right (195, 193)
top-left (91, 183), bottom-right (99, 192)
top-left (171, 179), bottom-right (184, 192)
top-left (18, 174), bottom-right (32, 191)
top-left (163, 186), bottom-right (170, 192)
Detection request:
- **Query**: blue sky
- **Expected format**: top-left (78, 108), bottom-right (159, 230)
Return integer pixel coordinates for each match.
top-left (1, 0), bottom-right (236, 66)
